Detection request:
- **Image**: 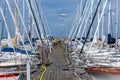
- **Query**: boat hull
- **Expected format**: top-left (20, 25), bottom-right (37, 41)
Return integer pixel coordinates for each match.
top-left (86, 66), bottom-right (120, 80)
top-left (88, 71), bottom-right (120, 80)
top-left (0, 73), bottom-right (19, 80)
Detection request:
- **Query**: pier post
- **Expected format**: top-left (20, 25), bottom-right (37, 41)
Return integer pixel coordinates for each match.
top-left (27, 59), bottom-right (30, 80)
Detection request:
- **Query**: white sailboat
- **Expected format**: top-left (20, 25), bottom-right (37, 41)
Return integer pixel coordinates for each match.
top-left (84, 0), bottom-right (120, 80)
top-left (0, 0), bottom-right (43, 79)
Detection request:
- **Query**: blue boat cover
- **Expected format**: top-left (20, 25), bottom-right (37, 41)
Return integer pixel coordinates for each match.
top-left (1, 47), bottom-right (35, 55)
top-left (19, 38), bottom-right (39, 45)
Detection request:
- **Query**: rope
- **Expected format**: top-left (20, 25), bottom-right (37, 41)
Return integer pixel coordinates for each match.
top-left (39, 65), bottom-right (47, 80)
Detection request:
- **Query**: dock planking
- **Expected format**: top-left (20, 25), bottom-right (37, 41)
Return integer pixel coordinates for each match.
top-left (40, 44), bottom-right (78, 80)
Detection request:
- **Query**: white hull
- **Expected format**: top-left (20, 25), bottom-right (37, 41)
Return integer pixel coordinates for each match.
top-left (88, 71), bottom-right (120, 80)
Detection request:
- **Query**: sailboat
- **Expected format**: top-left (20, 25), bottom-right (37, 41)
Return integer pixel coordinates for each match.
top-left (0, 0), bottom-right (44, 79)
top-left (68, 0), bottom-right (120, 80)
top-left (84, 0), bottom-right (120, 80)
top-left (0, 0), bottom-right (52, 79)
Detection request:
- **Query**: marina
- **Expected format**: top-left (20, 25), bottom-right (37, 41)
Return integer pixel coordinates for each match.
top-left (0, 0), bottom-right (120, 80)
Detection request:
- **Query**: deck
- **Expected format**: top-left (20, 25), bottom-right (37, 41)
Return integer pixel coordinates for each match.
top-left (43, 44), bottom-right (77, 80)
top-left (31, 43), bottom-right (79, 80)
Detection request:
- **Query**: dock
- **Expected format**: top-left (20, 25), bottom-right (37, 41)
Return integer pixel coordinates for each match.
top-left (31, 43), bottom-right (79, 80)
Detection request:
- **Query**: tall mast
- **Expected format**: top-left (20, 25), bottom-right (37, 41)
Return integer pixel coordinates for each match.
top-left (116, 0), bottom-right (118, 45)
top-left (108, 0), bottom-right (111, 34)
top-left (76, 0), bottom-right (90, 39)
top-left (14, 0), bottom-right (20, 33)
top-left (0, 11), bottom-right (4, 41)
top-left (90, 0), bottom-right (93, 39)
top-left (98, 0), bottom-right (100, 39)
top-left (22, 0), bottom-right (25, 36)
top-left (102, 0), bottom-right (104, 42)
top-left (26, 0), bottom-right (43, 44)
top-left (89, 0), bottom-right (108, 50)
top-left (80, 0), bottom-right (102, 53)
top-left (23, 0), bottom-right (25, 20)
top-left (68, 3), bottom-right (80, 39)
top-left (0, 2), bottom-right (6, 40)
top-left (80, 0), bottom-right (82, 17)
top-left (34, 0), bottom-right (46, 35)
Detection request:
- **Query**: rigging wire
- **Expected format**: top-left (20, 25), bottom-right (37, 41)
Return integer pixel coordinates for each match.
top-left (34, 0), bottom-right (46, 35)
top-left (80, 0), bottom-right (102, 53)
top-left (72, 0), bottom-right (90, 40)
top-left (27, 0), bottom-right (43, 44)
top-left (76, 0), bottom-right (91, 39)
top-left (0, 1), bottom-right (6, 40)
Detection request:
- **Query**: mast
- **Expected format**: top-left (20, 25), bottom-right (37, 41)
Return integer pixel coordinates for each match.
top-left (27, 59), bottom-right (30, 80)
top-left (89, 0), bottom-right (108, 50)
top-left (68, 3), bottom-right (80, 39)
top-left (22, 0), bottom-right (25, 36)
top-left (5, 0), bottom-right (32, 63)
top-left (98, 0), bottom-right (100, 39)
top-left (81, 0), bottom-right (95, 40)
top-left (26, 0), bottom-right (43, 44)
top-left (71, 0), bottom-right (87, 40)
top-left (80, 0), bottom-right (82, 17)
top-left (0, 2), bottom-right (7, 40)
top-left (0, 7), bottom-right (16, 50)
top-left (0, 3), bottom-right (6, 40)
top-left (108, 0), bottom-right (111, 34)
top-left (14, 0), bottom-right (20, 34)
top-left (28, 9), bottom-right (32, 39)
top-left (0, 18), bottom-right (2, 40)
top-left (80, 0), bottom-right (102, 53)
top-left (23, 0), bottom-right (25, 20)
top-left (102, 0), bottom-right (104, 43)
top-left (116, 0), bottom-right (118, 45)
top-left (14, 0), bottom-right (37, 54)
top-left (70, 0), bottom-right (87, 41)
top-left (76, 0), bottom-right (90, 39)
top-left (90, 0), bottom-right (93, 39)
top-left (34, 0), bottom-right (46, 35)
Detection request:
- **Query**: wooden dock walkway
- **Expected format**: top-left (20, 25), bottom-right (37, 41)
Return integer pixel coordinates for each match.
top-left (39, 44), bottom-right (79, 80)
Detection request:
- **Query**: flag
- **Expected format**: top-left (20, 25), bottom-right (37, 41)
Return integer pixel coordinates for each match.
top-left (110, 9), bottom-right (116, 15)
top-left (15, 28), bottom-right (20, 36)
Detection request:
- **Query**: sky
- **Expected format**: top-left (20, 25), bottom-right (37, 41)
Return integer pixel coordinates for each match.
top-left (40, 0), bottom-right (120, 38)
top-left (40, 0), bottom-right (79, 37)
top-left (0, 0), bottom-right (79, 38)
top-left (0, 0), bottom-right (120, 39)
